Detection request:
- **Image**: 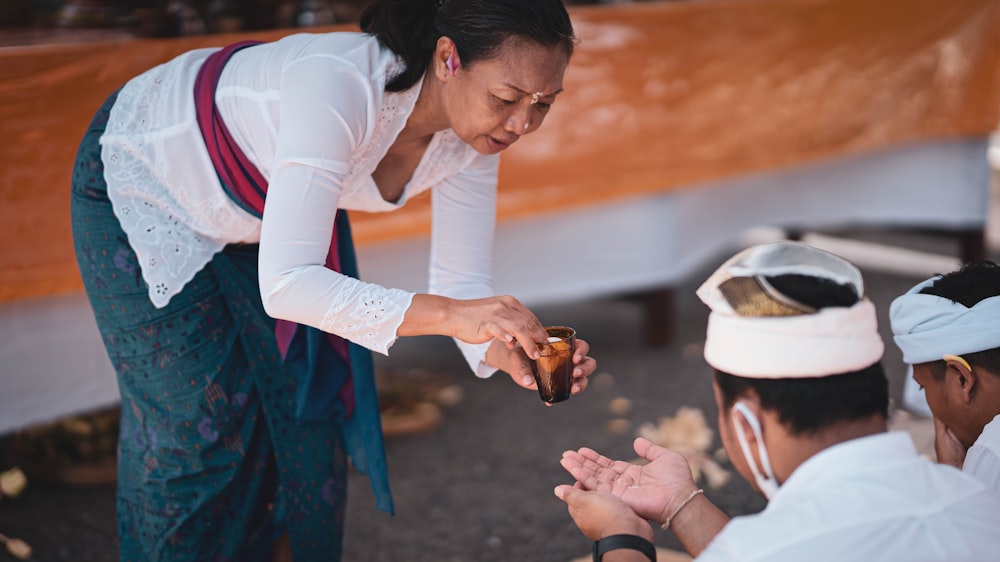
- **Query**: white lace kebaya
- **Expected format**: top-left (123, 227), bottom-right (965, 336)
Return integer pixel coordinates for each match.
top-left (99, 32), bottom-right (499, 373)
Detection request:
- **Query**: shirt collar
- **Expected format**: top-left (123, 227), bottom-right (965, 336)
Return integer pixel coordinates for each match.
top-left (768, 431), bottom-right (918, 505)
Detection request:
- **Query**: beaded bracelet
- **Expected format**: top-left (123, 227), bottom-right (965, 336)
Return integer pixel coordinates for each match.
top-left (660, 488), bottom-right (704, 530)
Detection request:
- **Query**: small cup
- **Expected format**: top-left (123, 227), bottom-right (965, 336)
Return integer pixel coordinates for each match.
top-left (531, 326), bottom-right (576, 404)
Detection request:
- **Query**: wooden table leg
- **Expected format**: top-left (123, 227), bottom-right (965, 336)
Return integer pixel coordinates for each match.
top-left (959, 228), bottom-right (986, 263)
top-left (639, 288), bottom-right (676, 348)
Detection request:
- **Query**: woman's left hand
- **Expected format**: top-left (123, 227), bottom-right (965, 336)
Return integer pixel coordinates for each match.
top-left (485, 337), bottom-right (596, 396)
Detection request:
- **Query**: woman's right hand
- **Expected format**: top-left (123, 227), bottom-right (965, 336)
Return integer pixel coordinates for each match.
top-left (445, 294), bottom-right (549, 355)
top-left (401, 294), bottom-right (548, 358)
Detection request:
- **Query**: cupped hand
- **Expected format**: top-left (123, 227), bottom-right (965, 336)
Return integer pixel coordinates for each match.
top-left (553, 485), bottom-right (653, 542)
top-left (933, 417), bottom-right (967, 469)
top-left (486, 337), bottom-right (597, 396)
top-left (560, 437), bottom-right (698, 524)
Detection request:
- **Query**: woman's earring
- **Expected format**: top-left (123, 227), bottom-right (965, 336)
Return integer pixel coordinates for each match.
top-left (446, 52), bottom-right (458, 76)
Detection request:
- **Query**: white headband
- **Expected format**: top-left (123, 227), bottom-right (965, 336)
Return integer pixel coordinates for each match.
top-left (698, 242), bottom-right (885, 378)
top-left (703, 300), bottom-right (884, 377)
top-left (889, 276), bottom-right (1000, 364)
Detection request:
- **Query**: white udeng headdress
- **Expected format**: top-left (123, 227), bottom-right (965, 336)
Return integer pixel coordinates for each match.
top-left (890, 276), bottom-right (1000, 364)
top-left (696, 242), bottom-right (885, 378)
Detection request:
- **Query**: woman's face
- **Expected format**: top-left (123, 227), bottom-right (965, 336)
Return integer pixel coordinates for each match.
top-left (440, 37), bottom-right (569, 155)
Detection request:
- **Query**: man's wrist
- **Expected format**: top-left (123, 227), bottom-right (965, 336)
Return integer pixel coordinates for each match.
top-left (659, 488), bottom-right (704, 530)
top-left (655, 486), bottom-right (688, 525)
top-left (601, 515), bottom-right (654, 542)
top-left (593, 534), bottom-right (656, 562)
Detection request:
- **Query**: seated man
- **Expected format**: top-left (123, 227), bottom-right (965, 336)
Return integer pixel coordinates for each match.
top-left (889, 261), bottom-right (1000, 493)
top-left (554, 242), bottom-right (1000, 562)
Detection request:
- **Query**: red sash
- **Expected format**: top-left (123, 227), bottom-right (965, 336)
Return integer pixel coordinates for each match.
top-left (193, 40), bottom-right (353, 418)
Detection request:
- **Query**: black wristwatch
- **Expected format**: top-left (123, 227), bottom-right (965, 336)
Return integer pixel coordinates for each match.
top-left (592, 534), bottom-right (657, 561)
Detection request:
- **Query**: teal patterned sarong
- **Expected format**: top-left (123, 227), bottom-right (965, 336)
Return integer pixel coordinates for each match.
top-left (71, 93), bottom-right (352, 561)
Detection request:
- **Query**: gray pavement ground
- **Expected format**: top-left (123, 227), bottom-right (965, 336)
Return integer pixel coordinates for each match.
top-left (3, 226), bottom-right (997, 562)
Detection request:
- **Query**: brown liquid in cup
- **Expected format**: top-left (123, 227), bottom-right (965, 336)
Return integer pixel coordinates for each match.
top-left (531, 326), bottom-right (576, 403)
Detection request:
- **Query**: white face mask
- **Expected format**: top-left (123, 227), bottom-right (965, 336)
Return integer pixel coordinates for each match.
top-left (731, 401), bottom-right (780, 499)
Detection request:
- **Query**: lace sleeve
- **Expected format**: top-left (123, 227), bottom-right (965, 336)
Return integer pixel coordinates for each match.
top-left (258, 56), bottom-right (413, 354)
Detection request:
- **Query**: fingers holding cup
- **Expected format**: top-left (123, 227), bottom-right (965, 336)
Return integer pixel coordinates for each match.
top-left (570, 338), bottom-right (596, 394)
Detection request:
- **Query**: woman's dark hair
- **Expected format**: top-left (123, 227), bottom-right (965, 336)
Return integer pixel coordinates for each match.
top-left (714, 274), bottom-right (889, 435)
top-left (919, 261), bottom-right (1000, 380)
top-left (361, 0), bottom-right (576, 92)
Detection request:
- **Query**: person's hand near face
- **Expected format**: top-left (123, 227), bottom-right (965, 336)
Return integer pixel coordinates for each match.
top-left (934, 417), bottom-right (967, 469)
top-left (912, 360), bottom-right (980, 468)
